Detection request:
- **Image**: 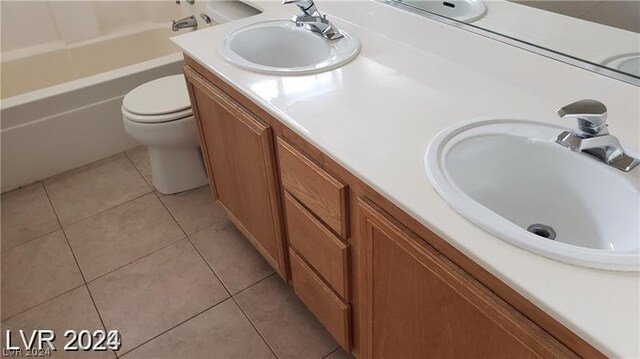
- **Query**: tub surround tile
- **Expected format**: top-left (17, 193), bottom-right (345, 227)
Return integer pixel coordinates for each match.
top-left (191, 221), bottom-right (275, 295)
top-left (1, 182), bottom-right (60, 252)
top-left (1, 230), bottom-right (84, 320)
top-left (45, 154), bottom-right (151, 226)
top-left (124, 299), bottom-right (275, 359)
top-left (235, 275), bottom-right (338, 359)
top-left (157, 185), bottom-right (226, 235)
top-left (125, 146), bottom-right (153, 186)
top-left (88, 239), bottom-right (229, 354)
top-left (65, 193), bottom-right (185, 281)
top-left (1, 286), bottom-right (114, 358)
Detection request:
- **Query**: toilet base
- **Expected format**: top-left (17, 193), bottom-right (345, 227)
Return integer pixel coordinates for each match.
top-left (148, 146), bottom-right (209, 194)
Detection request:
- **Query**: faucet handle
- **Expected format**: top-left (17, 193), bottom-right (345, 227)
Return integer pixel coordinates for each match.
top-left (557, 99), bottom-right (608, 136)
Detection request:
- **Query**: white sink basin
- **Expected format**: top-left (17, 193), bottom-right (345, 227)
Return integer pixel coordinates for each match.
top-left (426, 119), bottom-right (639, 271)
top-left (394, 0), bottom-right (486, 22)
top-left (219, 20), bottom-right (360, 75)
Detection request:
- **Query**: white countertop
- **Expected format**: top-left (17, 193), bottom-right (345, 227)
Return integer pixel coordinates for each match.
top-left (172, 1), bottom-right (640, 356)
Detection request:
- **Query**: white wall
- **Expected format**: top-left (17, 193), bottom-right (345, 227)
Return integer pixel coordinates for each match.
top-left (0, 1), bottom-right (204, 54)
top-left (512, 1), bottom-right (640, 33)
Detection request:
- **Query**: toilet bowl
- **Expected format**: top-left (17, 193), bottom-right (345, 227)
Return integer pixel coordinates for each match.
top-left (122, 75), bottom-right (208, 194)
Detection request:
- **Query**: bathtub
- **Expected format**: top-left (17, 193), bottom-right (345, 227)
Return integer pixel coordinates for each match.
top-left (1, 24), bottom-right (189, 193)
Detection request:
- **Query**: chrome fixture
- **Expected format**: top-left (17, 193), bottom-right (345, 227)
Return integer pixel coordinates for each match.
top-left (282, 0), bottom-right (344, 40)
top-left (200, 13), bottom-right (212, 24)
top-left (172, 15), bottom-right (197, 31)
top-left (555, 99), bottom-right (639, 172)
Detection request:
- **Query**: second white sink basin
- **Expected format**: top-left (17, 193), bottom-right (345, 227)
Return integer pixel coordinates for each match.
top-left (426, 119), bottom-right (639, 271)
top-left (220, 20), bottom-right (360, 75)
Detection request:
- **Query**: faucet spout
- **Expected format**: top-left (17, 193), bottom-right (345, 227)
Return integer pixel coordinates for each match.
top-left (172, 15), bottom-right (198, 31)
top-left (282, 0), bottom-right (343, 40)
top-left (291, 14), bottom-right (344, 40)
top-left (555, 99), bottom-right (639, 172)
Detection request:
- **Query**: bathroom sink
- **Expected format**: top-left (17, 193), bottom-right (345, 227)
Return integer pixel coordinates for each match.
top-left (382, 0), bottom-right (486, 22)
top-left (219, 20), bottom-right (360, 75)
top-left (426, 119), bottom-right (639, 271)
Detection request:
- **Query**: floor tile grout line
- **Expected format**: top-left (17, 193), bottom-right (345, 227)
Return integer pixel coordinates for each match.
top-left (228, 291), bottom-right (282, 359)
top-left (4, 152), bottom-right (280, 357)
top-left (56, 189), bottom-right (153, 229)
top-left (322, 347), bottom-right (343, 359)
top-left (41, 153), bottom-right (129, 187)
top-left (1, 181), bottom-right (62, 253)
top-left (0, 283), bottom-right (86, 322)
top-left (10, 152), bottom-right (285, 358)
top-left (154, 194), bottom-right (251, 358)
top-left (41, 184), bottom-right (118, 358)
top-left (186, 233), bottom-right (281, 359)
top-left (127, 146), bottom-right (223, 239)
top-left (0, 180), bottom-right (41, 196)
top-left (153, 191), bottom-right (189, 239)
top-left (231, 271), bottom-right (277, 298)
top-left (116, 297), bottom-right (231, 357)
top-left (123, 149), bottom-right (154, 189)
top-left (83, 236), bottom-right (187, 285)
top-left (0, 225), bottom-right (61, 254)
top-left (185, 236), bottom-right (232, 296)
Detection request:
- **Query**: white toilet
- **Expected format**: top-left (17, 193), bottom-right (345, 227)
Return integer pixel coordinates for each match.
top-left (122, 75), bottom-right (208, 194)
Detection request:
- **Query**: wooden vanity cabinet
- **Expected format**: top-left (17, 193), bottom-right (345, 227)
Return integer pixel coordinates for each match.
top-left (183, 66), bottom-right (287, 278)
top-left (357, 199), bottom-right (577, 359)
top-left (181, 55), bottom-right (604, 359)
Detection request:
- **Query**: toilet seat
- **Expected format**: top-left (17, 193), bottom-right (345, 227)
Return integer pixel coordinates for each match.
top-left (122, 107), bottom-right (193, 124)
top-left (122, 74), bottom-right (192, 124)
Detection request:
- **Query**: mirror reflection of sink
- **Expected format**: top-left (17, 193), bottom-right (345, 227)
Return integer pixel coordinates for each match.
top-left (393, 0), bottom-right (486, 22)
top-left (602, 53), bottom-right (640, 78)
top-left (426, 119), bottom-right (639, 271)
top-left (219, 20), bottom-right (360, 75)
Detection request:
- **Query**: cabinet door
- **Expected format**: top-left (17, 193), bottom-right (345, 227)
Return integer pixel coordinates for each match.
top-left (185, 67), bottom-right (286, 277)
top-left (357, 199), bottom-right (574, 359)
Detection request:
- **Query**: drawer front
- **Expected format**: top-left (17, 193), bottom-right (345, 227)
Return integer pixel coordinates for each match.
top-left (284, 192), bottom-right (350, 299)
top-left (277, 138), bottom-right (348, 238)
top-left (289, 249), bottom-right (351, 351)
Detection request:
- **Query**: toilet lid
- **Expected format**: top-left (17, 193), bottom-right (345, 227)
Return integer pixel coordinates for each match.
top-left (123, 75), bottom-right (191, 116)
top-left (123, 107), bottom-right (193, 124)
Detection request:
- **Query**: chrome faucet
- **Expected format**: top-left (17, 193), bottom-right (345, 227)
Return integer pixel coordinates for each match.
top-left (172, 15), bottom-right (197, 31)
top-left (555, 99), bottom-right (639, 172)
top-left (282, 0), bottom-right (344, 40)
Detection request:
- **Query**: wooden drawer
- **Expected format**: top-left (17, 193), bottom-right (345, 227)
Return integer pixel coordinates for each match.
top-left (284, 192), bottom-right (349, 299)
top-left (277, 138), bottom-right (348, 238)
top-left (289, 248), bottom-right (351, 351)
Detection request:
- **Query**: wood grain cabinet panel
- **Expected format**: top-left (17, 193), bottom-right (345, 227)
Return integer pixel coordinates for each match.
top-left (289, 249), bottom-right (351, 351)
top-left (284, 192), bottom-right (350, 299)
top-left (277, 137), bottom-right (348, 238)
top-left (357, 199), bottom-right (577, 359)
top-left (184, 66), bottom-right (287, 278)
top-left (182, 56), bottom-right (602, 359)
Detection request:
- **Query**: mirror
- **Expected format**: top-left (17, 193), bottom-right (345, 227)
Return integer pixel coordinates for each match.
top-left (379, 0), bottom-right (640, 84)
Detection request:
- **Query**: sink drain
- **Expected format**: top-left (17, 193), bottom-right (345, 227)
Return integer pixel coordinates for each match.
top-left (527, 223), bottom-right (556, 240)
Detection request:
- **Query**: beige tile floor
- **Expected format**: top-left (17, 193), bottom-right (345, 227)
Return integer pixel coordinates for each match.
top-left (1, 146), bottom-right (351, 359)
